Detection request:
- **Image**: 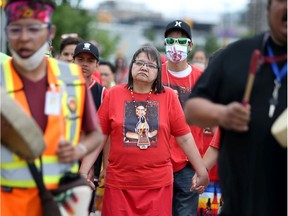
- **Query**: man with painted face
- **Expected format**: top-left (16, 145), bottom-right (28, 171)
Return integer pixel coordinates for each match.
top-left (162, 20), bottom-right (207, 216)
top-left (0, 1), bottom-right (104, 216)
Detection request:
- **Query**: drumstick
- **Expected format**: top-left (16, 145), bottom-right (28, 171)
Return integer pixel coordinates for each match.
top-left (242, 49), bottom-right (261, 106)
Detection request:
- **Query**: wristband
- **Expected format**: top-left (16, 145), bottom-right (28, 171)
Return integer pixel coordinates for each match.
top-left (77, 143), bottom-right (88, 156)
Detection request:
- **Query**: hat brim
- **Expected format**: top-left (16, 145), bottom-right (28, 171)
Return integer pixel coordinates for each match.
top-left (165, 27), bottom-right (191, 40)
top-left (73, 50), bottom-right (99, 61)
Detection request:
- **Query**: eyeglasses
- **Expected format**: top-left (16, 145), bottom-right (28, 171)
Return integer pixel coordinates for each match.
top-left (165, 37), bottom-right (191, 45)
top-left (61, 33), bottom-right (78, 40)
top-left (5, 23), bottom-right (49, 39)
top-left (133, 60), bottom-right (158, 70)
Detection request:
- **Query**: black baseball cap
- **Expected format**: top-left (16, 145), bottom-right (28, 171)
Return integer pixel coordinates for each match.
top-left (73, 41), bottom-right (99, 61)
top-left (165, 20), bottom-right (192, 40)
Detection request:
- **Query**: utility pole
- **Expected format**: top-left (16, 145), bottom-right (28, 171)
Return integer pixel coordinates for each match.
top-left (0, 0), bottom-right (7, 54)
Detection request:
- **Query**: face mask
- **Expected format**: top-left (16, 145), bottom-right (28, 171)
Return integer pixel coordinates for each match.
top-left (165, 44), bottom-right (188, 63)
top-left (10, 41), bottom-right (49, 71)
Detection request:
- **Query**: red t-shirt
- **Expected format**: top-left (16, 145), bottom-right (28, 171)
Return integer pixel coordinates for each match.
top-left (93, 70), bottom-right (102, 85)
top-left (98, 85), bottom-right (191, 189)
top-left (210, 128), bottom-right (220, 149)
top-left (20, 73), bottom-right (98, 133)
top-left (205, 128), bottom-right (221, 182)
top-left (162, 63), bottom-right (204, 172)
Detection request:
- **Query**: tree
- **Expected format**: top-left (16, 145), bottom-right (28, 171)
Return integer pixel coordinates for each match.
top-left (54, 0), bottom-right (82, 8)
top-left (90, 28), bottom-right (121, 60)
top-left (51, 1), bottom-right (93, 55)
top-left (143, 27), bottom-right (156, 42)
top-left (204, 34), bottom-right (221, 58)
top-left (188, 44), bottom-right (204, 61)
top-left (51, 1), bottom-right (118, 60)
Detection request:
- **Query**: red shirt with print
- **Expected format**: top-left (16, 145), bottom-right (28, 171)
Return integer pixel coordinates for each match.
top-left (98, 85), bottom-right (191, 189)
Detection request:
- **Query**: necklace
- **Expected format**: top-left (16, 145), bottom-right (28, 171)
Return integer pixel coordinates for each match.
top-left (130, 88), bottom-right (152, 111)
top-left (130, 88), bottom-right (153, 150)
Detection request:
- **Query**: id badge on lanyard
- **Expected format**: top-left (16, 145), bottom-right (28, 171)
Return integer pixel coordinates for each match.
top-left (44, 84), bottom-right (61, 115)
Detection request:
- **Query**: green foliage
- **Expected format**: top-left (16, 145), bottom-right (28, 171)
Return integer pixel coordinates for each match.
top-left (204, 34), bottom-right (221, 58)
top-left (54, 0), bottom-right (82, 8)
top-left (155, 45), bottom-right (165, 54)
top-left (51, 1), bottom-right (118, 60)
top-left (143, 28), bottom-right (156, 41)
top-left (51, 2), bottom-right (93, 55)
top-left (189, 44), bottom-right (204, 60)
top-left (90, 28), bottom-right (121, 60)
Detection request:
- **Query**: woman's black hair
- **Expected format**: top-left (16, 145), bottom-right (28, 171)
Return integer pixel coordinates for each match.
top-left (99, 60), bottom-right (116, 74)
top-left (126, 45), bottom-right (165, 94)
top-left (60, 37), bottom-right (83, 54)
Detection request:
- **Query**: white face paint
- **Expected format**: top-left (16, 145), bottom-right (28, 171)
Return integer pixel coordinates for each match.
top-left (165, 44), bottom-right (188, 63)
top-left (10, 41), bottom-right (49, 71)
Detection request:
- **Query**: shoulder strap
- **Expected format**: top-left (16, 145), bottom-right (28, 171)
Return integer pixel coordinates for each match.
top-left (27, 161), bottom-right (61, 216)
top-left (27, 162), bottom-right (46, 192)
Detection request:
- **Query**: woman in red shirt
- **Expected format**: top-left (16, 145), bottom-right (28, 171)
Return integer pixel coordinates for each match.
top-left (80, 45), bottom-right (209, 216)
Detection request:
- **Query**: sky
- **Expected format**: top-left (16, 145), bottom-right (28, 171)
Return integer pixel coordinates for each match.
top-left (81, 0), bottom-right (250, 23)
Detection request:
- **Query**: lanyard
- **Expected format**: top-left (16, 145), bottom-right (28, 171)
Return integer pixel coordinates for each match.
top-left (267, 44), bottom-right (287, 118)
top-left (267, 45), bottom-right (287, 83)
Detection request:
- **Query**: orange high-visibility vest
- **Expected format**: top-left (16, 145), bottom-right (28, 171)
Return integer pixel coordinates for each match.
top-left (0, 57), bottom-right (86, 189)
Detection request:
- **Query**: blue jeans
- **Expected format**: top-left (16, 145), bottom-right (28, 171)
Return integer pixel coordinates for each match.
top-left (173, 163), bottom-right (199, 216)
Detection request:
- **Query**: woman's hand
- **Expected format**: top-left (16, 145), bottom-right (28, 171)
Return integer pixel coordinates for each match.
top-left (79, 168), bottom-right (96, 190)
top-left (98, 168), bottom-right (106, 188)
top-left (190, 170), bottom-right (209, 194)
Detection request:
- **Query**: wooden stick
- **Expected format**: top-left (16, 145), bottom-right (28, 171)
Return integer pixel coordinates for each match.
top-left (242, 50), bottom-right (261, 106)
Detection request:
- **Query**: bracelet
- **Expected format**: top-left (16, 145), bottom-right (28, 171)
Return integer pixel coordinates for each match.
top-left (77, 143), bottom-right (88, 156)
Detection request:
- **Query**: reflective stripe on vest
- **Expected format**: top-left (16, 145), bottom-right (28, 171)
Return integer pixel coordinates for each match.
top-left (1, 155), bottom-right (79, 187)
top-left (0, 58), bottom-right (85, 188)
top-left (49, 59), bottom-right (85, 144)
top-left (0, 60), bottom-right (18, 97)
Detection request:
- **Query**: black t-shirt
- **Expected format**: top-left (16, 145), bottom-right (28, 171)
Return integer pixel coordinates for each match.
top-left (190, 33), bottom-right (287, 216)
top-left (90, 82), bottom-right (105, 178)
